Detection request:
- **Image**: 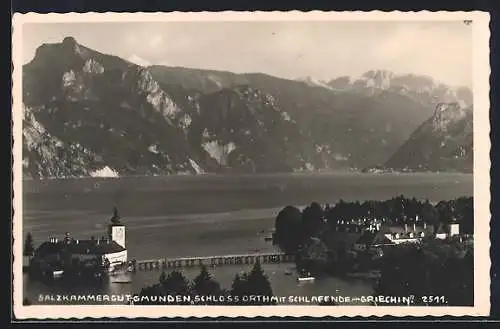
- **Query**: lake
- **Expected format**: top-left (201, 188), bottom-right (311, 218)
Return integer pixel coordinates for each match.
top-left (21, 172), bottom-right (473, 305)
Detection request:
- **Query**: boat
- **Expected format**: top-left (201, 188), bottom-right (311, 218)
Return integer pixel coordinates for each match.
top-left (284, 270), bottom-right (293, 276)
top-left (52, 270), bottom-right (64, 279)
top-left (297, 276), bottom-right (315, 283)
top-left (297, 270), bottom-right (315, 282)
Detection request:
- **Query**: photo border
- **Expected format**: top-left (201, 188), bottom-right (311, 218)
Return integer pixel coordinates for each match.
top-left (11, 10), bottom-right (492, 319)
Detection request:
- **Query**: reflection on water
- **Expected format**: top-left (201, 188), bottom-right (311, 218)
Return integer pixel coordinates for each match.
top-left (24, 263), bottom-right (374, 306)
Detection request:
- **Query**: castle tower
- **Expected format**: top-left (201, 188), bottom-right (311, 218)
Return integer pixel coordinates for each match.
top-left (107, 206), bottom-right (126, 248)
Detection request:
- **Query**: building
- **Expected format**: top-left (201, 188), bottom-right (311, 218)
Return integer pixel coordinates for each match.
top-left (383, 222), bottom-right (433, 245)
top-left (31, 208), bottom-right (127, 273)
top-left (435, 221), bottom-right (460, 240)
top-left (353, 220), bottom-right (461, 252)
top-left (353, 229), bottom-right (393, 253)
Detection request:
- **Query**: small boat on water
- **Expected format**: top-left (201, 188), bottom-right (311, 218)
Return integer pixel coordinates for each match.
top-left (297, 270), bottom-right (315, 283)
top-left (284, 270), bottom-right (293, 276)
top-left (52, 270), bottom-right (64, 279)
top-left (297, 276), bottom-right (315, 283)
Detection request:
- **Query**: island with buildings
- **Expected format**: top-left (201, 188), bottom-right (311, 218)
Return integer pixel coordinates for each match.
top-left (24, 207), bottom-right (128, 281)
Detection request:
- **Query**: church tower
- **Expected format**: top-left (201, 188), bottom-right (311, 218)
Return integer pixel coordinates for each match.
top-left (107, 206), bottom-right (126, 248)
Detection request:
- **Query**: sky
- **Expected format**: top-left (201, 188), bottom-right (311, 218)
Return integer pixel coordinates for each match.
top-left (21, 21), bottom-right (473, 87)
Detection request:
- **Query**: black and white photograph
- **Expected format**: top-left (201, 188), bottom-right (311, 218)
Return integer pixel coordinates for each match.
top-left (12, 11), bottom-right (491, 318)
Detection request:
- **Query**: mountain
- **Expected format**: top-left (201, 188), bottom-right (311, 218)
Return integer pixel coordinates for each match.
top-left (148, 66), bottom-right (437, 167)
top-left (23, 37), bottom-right (198, 178)
top-left (21, 37), bottom-right (313, 178)
top-left (384, 102), bottom-right (473, 173)
top-left (326, 70), bottom-right (473, 109)
top-left (21, 37), bottom-right (462, 179)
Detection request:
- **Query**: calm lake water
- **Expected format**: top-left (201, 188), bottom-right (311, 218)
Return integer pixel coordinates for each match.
top-left (22, 172), bottom-right (473, 305)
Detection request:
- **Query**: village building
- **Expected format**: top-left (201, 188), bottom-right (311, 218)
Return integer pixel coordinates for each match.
top-left (30, 208), bottom-right (127, 275)
top-left (352, 220), bottom-right (462, 252)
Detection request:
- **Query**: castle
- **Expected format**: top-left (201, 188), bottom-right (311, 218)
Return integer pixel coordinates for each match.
top-left (31, 207), bottom-right (128, 273)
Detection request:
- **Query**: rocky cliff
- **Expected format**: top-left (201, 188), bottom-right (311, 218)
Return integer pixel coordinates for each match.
top-left (384, 102), bottom-right (473, 173)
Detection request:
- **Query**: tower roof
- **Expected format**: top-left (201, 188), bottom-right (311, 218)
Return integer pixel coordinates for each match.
top-left (110, 206), bottom-right (122, 225)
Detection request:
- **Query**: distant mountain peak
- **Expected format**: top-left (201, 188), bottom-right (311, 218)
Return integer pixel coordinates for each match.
top-left (325, 70), bottom-right (473, 108)
top-left (62, 36), bottom-right (78, 46)
top-left (127, 54), bottom-right (152, 67)
top-left (297, 76), bottom-right (331, 89)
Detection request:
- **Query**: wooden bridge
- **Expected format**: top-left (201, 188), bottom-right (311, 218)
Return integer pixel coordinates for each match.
top-left (131, 252), bottom-right (295, 271)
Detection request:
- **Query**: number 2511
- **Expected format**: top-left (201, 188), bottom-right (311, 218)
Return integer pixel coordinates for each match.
top-left (422, 296), bottom-right (447, 304)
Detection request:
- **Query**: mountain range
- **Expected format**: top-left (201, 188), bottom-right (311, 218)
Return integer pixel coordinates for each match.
top-left (21, 37), bottom-right (473, 179)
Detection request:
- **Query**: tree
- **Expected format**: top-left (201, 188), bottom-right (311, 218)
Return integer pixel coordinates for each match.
top-left (375, 242), bottom-right (474, 306)
top-left (159, 270), bottom-right (167, 285)
top-left (192, 265), bottom-right (223, 304)
top-left (24, 233), bottom-right (35, 256)
top-left (296, 237), bottom-right (329, 275)
top-left (274, 205), bottom-right (302, 253)
top-left (136, 283), bottom-right (164, 305)
top-left (454, 197), bottom-right (473, 234)
top-left (245, 260), bottom-right (275, 305)
top-left (161, 270), bottom-right (192, 300)
top-left (435, 200), bottom-right (455, 224)
top-left (301, 202), bottom-right (324, 238)
top-left (230, 261), bottom-right (275, 305)
top-left (421, 201), bottom-right (440, 231)
top-left (375, 244), bottom-right (430, 305)
top-left (230, 273), bottom-right (249, 305)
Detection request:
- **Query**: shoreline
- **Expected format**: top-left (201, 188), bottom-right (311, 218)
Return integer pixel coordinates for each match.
top-left (21, 170), bottom-right (474, 183)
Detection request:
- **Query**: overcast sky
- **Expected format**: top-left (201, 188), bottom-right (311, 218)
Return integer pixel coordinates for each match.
top-left (22, 21), bottom-right (472, 87)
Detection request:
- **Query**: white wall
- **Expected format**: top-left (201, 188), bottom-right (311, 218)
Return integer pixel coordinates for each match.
top-left (448, 224), bottom-right (460, 236)
top-left (104, 250), bottom-right (128, 267)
